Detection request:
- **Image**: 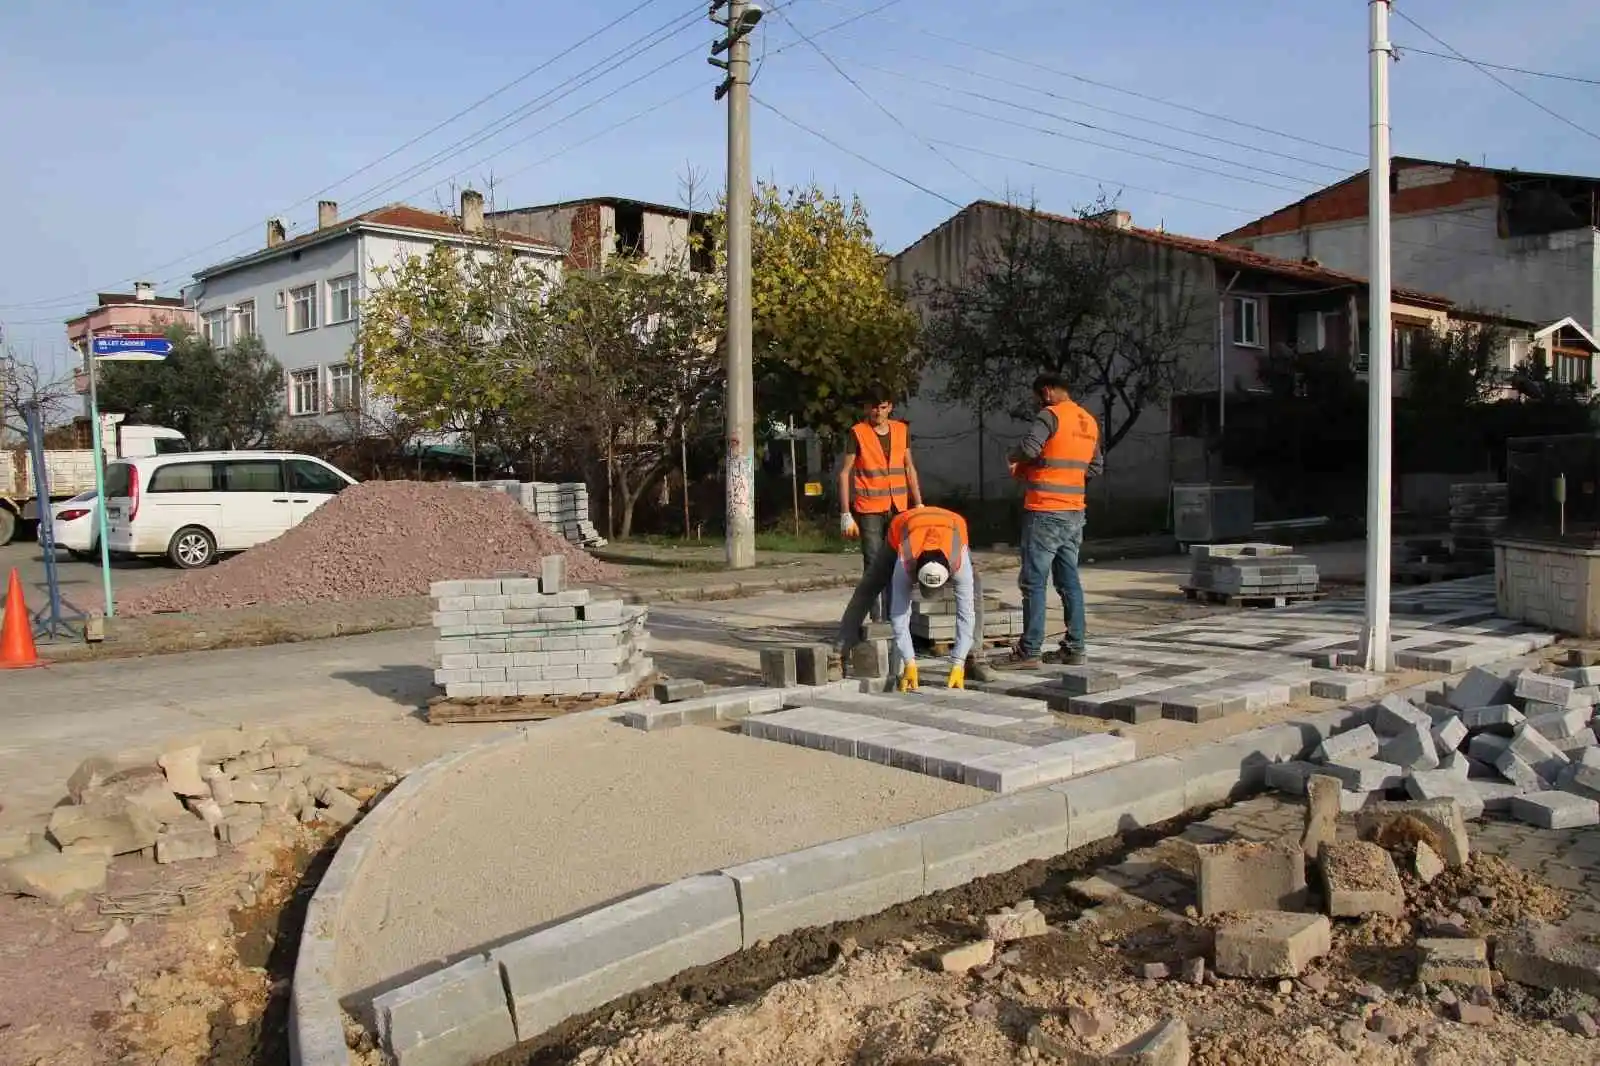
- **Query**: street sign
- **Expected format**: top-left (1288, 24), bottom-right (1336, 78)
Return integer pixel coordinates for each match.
top-left (91, 333), bottom-right (173, 360)
top-left (804, 481), bottom-right (823, 497)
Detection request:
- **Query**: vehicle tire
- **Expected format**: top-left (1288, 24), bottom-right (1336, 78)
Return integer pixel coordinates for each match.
top-left (0, 507), bottom-right (15, 548)
top-left (168, 527), bottom-right (216, 570)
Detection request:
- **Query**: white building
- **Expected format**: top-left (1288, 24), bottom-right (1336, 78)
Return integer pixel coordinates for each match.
top-left (186, 191), bottom-right (564, 429)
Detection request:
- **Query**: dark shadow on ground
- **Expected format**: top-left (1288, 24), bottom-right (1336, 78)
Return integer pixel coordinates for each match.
top-left (331, 666), bottom-right (439, 714)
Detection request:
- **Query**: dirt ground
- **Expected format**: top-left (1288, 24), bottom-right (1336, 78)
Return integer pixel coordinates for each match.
top-left (482, 825), bottom-right (1598, 1066)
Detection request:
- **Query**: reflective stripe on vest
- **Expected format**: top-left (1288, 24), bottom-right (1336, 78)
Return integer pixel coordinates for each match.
top-left (850, 420), bottom-right (909, 514)
top-left (888, 506), bottom-right (968, 574)
top-left (1023, 400), bottom-right (1098, 512)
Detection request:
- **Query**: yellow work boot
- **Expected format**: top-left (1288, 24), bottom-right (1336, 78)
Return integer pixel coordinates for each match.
top-left (897, 662), bottom-right (920, 692)
top-left (947, 663), bottom-right (966, 690)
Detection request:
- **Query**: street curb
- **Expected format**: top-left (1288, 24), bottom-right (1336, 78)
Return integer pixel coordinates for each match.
top-left (291, 689), bottom-right (1385, 1066)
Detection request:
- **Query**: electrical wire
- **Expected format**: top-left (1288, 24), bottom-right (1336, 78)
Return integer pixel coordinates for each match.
top-left (1396, 45), bottom-right (1600, 87)
top-left (1393, 9), bottom-right (1600, 145)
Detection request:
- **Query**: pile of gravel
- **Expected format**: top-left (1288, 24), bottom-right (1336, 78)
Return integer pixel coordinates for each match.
top-left (119, 480), bottom-right (619, 616)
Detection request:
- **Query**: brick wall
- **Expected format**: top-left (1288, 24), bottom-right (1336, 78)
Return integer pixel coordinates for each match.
top-left (1223, 165), bottom-right (1502, 241)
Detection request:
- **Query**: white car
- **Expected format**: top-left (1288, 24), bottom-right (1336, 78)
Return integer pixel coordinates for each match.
top-left (103, 452), bottom-right (356, 569)
top-left (50, 489), bottom-right (100, 560)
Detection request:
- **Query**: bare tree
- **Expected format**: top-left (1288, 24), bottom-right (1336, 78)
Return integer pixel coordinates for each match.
top-left (1, 337), bottom-right (76, 443)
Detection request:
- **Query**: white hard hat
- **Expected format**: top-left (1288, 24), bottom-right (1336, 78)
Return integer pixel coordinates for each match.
top-left (916, 559), bottom-right (951, 591)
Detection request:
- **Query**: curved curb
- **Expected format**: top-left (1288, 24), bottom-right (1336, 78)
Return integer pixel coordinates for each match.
top-left (303, 690), bottom-right (1392, 1066)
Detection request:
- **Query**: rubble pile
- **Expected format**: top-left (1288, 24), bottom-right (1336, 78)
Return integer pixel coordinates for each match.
top-left (1267, 663), bottom-right (1600, 827)
top-left (119, 480), bottom-right (617, 616)
top-left (0, 727), bottom-right (389, 908)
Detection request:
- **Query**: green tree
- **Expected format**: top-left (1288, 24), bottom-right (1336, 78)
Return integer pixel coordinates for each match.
top-left (97, 325), bottom-right (283, 449)
top-left (708, 182), bottom-right (922, 434)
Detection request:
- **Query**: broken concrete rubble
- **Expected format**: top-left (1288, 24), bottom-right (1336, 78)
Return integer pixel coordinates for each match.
top-left (1493, 921), bottom-right (1600, 998)
top-left (1213, 911), bottom-right (1331, 978)
top-left (1319, 841), bottom-right (1405, 918)
top-left (1354, 798), bottom-right (1470, 867)
top-left (1301, 774), bottom-right (1340, 861)
top-left (1416, 937), bottom-right (1492, 992)
top-left (1196, 839), bottom-right (1306, 916)
top-left (0, 851), bottom-right (107, 905)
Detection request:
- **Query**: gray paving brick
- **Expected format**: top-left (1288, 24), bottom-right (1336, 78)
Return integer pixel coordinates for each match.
top-left (1515, 673), bottom-right (1577, 706)
top-left (1459, 704), bottom-right (1525, 734)
top-left (722, 828), bottom-right (924, 946)
top-left (1371, 694), bottom-right (1432, 735)
top-left (1171, 725), bottom-right (1300, 807)
top-left (1404, 770), bottom-right (1486, 819)
top-left (1527, 707), bottom-right (1590, 741)
top-left (1431, 716), bottom-right (1468, 758)
top-left (1510, 791), bottom-right (1600, 829)
top-left (492, 875), bottom-right (740, 1042)
top-left (910, 790), bottom-right (1072, 893)
top-left (1504, 722), bottom-right (1570, 781)
top-left (1312, 724), bottom-right (1379, 764)
top-left (1053, 755), bottom-right (1187, 848)
top-left (1319, 757), bottom-right (1405, 793)
top-left (1264, 760), bottom-right (1320, 795)
top-left (1447, 667), bottom-right (1514, 711)
top-left (373, 953), bottom-right (516, 1066)
top-left (1378, 723), bottom-right (1440, 772)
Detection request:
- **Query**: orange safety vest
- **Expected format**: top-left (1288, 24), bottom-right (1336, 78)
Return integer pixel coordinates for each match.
top-left (849, 420), bottom-right (910, 514)
top-left (1023, 400), bottom-right (1098, 512)
top-left (887, 506), bottom-right (968, 574)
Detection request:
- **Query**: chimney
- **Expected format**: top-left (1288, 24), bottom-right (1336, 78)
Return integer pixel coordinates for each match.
top-left (1088, 208), bottom-right (1133, 231)
top-left (133, 281), bottom-right (155, 302)
top-left (461, 189), bottom-right (485, 235)
top-left (318, 200), bottom-right (338, 229)
top-left (266, 218), bottom-right (286, 248)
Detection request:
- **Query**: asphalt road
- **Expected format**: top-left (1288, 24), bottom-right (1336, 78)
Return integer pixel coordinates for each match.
top-left (0, 537), bottom-right (174, 615)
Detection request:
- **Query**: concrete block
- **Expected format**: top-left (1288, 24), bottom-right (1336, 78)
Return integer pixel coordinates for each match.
top-left (1264, 760), bottom-right (1321, 796)
top-left (1052, 756), bottom-right (1186, 850)
top-left (755, 647), bottom-right (798, 690)
top-left (580, 600), bottom-right (623, 623)
top-left (1312, 724), bottom-right (1379, 764)
top-left (1302, 774), bottom-right (1340, 859)
top-left (849, 639), bottom-right (891, 680)
top-left (0, 852), bottom-right (108, 905)
top-left (1431, 716), bottom-right (1468, 758)
top-left (1378, 724), bottom-right (1440, 772)
top-left (1468, 779), bottom-right (1522, 813)
top-left (492, 875), bottom-right (741, 1041)
top-left (1459, 705), bottom-right (1525, 735)
top-left (539, 555), bottom-right (567, 594)
top-left (47, 805), bottom-right (160, 855)
top-left (1494, 753), bottom-right (1547, 792)
top-left (1527, 707), bottom-right (1590, 741)
top-left (912, 790), bottom-right (1072, 893)
top-left (1173, 725), bottom-right (1302, 807)
top-left (1416, 938), bottom-right (1491, 992)
top-left (1213, 912), bottom-right (1331, 978)
top-left (1493, 921), bottom-right (1600, 997)
top-left (1467, 733), bottom-right (1511, 764)
top-left (1372, 694), bottom-right (1432, 735)
top-left (374, 954), bottom-right (517, 1066)
top-left (1510, 791), bottom-right (1600, 829)
top-left (1061, 732), bottom-right (1137, 775)
top-left (1319, 757), bottom-right (1405, 794)
top-left (155, 824), bottom-right (219, 864)
top-left (1515, 673), bottom-right (1576, 706)
top-left (1196, 840), bottom-right (1306, 917)
top-left (1320, 841), bottom-right (1405, 918)
top-left (1504, 723), bottom-right (1569, 782)
top-left (1404, 772), bottom-right (1486, 821)
top-left (721, 828), bottom-right (923, 946)
top-left (157, 744), bottom-right (209, 797)
top-left (1447, 668), bottom-right (1514, 711)
top-left (794, 645), bottom-right (833, 686)
top-left (1438, 752), bottom-right (1471, 778)
top-left (1354, 798), bottom-right (1470, 866)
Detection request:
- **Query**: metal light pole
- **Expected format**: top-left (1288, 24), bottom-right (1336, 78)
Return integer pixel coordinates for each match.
top-left (711, 0), bottom-right (760, 569)
top-left (1360, 0), bottom-right (1394, 672)
top-left (83, 338), bottom-right (116, 619)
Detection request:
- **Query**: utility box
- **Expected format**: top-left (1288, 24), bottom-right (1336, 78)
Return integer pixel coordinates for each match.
top-left (1173, 484), bottom-right (1255, 545)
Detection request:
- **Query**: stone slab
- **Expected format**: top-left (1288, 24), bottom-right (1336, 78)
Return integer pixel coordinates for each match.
top-left (1509, 791), bottom-right (1600, 829)
top-left (1494, 921), bottom-right (1600, 997)
top-left (374, 954), bottom-right (516, 1066)
top-left (912, 790), bottom-right (1073, 894)
top-left (1319, 757), bottom-right (1406, 794)
top-left (1052, 756), bottom-right (1187, 850)
top-left (1213, 911), bottom-right (1331, 978)
top-left (1196, 839), bottom-right (1306, 916)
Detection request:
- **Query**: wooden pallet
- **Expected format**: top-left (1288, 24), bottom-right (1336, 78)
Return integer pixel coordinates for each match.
top-left (1180, 586), bottom-right (1325, 608)
top-left (426, 686), bottom-right (648, 724)
top-left (916, 635), bottom-right (1016, 656)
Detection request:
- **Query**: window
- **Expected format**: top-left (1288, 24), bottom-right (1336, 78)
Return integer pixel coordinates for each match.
top-left (235, 300), bottom-right (256, 339)
top-left (104, 463), bottom-right (132, 498)
top-left (289, 367), bottom-right (321, 416)
top-left (1392, 325), bottom-right (1423, 371)
top-left (153, 438), bottom-right (190, 455)
top-left (149, 462), bottom-right (216, 493)
top-left (1555, 352), bottom-right (1592, 386)
top-left (202, 309), bottom-right (229, 347)
top-left (287, 459), bottom-right (350, 495)
top-left (289, 284), bottom-right (318, 332)
top-left (220, 460), bottom-right (284, 492)
top-left (327, 363), bottom-right (357, 410)
top-left (327, 275), bottom-right (357, 324)
top-left (1231, 296), bottom-right (1261, 347)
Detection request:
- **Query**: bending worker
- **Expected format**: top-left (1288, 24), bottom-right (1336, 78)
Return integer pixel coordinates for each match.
top-left (837, 397), bottom-right (923, 622)
top-left (834, 505), bottom-right (995, 691)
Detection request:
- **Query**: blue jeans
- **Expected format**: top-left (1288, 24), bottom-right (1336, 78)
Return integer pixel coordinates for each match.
top-left (1018, 509), bottom-right (1086, 657)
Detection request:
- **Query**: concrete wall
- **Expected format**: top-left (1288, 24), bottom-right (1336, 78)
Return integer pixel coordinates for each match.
top-left (493, 203), bottom-right (692, 272)
top-left (1496, 538), bottom-right (1600, 637)
top-left (1237, 202), bottom-right (1600, 333)
top-left (888, 203), bottom-right (1221, 509)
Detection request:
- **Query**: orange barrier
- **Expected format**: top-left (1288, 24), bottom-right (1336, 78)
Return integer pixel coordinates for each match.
top-left (0, 568), bottom-right (42, 669)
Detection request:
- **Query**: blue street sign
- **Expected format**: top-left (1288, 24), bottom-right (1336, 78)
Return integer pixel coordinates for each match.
top-left (92, 334), bottom-right (173, 359)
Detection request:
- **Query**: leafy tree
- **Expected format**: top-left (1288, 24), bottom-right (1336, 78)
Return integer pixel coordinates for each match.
top-left (707, 182), bottom-right (922, 434)
top-left (96, 325), bottom-right (283, 449)
top-left (916, 199), bottom-right (1204, 458)
top-left (1404, 321), bottom-right (1506, 412)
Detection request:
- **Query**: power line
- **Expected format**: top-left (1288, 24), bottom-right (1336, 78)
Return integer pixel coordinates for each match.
top-left (770, 6), bottom-right (995, 196)
top-left (493, 85), bottom-right (705, 186)
top-left (749, 95), bottom-right (964, 208)
top-left (1393, 10), bottom-right (1600, 145)
top-left (1396, 44), bottom-right (1600, 87)
top-left (0, 0), bottom-right (694, 313)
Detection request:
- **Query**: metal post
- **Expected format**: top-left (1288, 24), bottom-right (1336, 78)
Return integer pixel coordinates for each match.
top-left (85, 339), bottom-right (116, 619)
top-left (712, 0), bottom-right (758, 568)
top-left (1359, 0), bottom-right (1394, 672)
top-left (788, 417), bottom-right (800, 536)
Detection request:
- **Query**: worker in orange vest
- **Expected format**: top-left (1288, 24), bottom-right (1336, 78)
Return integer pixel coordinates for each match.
top-left (1005, 372), bottom-right (1102, 669)
top-left (837, 398), bottom-right (923, 623)
top-left (834, 505), bottom-right (995, 690)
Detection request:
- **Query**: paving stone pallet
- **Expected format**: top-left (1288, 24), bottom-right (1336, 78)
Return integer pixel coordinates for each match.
top-left (463, 479), bottom-right (608, 549)
top-left (425, 691), bottom-right (641, 724)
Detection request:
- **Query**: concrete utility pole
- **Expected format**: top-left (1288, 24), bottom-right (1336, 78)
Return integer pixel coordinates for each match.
top-left (1360, 0), bottom-right (1395, 672)
top-left (711, 0), bottom-right (762, 569)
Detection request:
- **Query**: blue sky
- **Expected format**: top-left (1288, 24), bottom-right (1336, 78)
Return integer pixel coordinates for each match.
top-left (2, 0), bottom-right (1597, 373)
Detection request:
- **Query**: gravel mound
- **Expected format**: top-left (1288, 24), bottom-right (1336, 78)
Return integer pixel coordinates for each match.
top-left (119, 480), bottom-right (619, 616)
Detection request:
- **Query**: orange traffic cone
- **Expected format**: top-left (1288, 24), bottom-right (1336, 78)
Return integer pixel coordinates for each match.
top-left (1, 568), bottom-right (42, 669)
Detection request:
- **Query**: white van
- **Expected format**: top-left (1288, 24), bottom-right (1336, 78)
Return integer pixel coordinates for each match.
top-left (104, 452), bottom-right (356, 569)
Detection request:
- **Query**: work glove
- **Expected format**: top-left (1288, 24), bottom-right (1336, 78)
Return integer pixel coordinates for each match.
top-left (840, 512), bottom-right (859, 538)
top-left (947, 663), bottom-right (965, 690)
top-left (897, 662), bottom-right (920, 692)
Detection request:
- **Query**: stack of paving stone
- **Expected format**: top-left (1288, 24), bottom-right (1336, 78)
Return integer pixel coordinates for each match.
top-left (462, 480), bottom-right (607, 548)
top-left (1184, 543), bottom-right (1321, 603)
top-left (1268, 662), bottom-right (1600, 830)
top-left (1448, 482), bottom-right (1507, 571)
top-left (911, 594), bottom-right (1024, 647)
top-left (430, 556), bottom-right (650, 700)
